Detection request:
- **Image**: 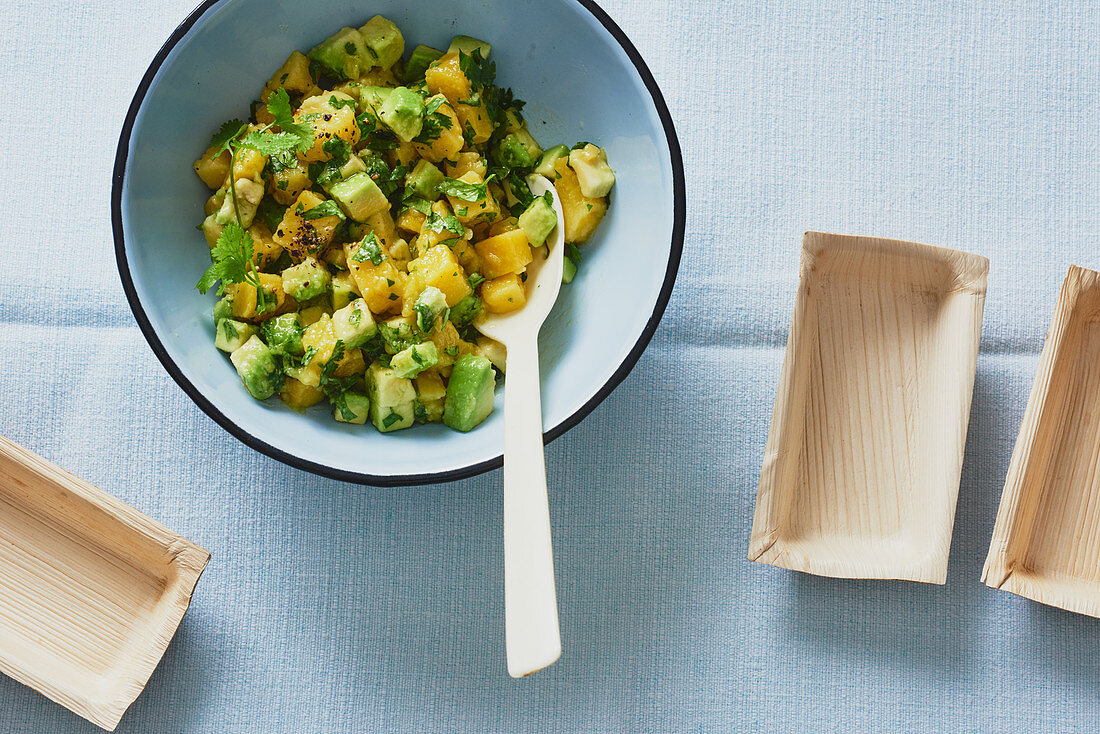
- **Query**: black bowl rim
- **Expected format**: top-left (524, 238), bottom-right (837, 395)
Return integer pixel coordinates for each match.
top-left (112, 0), bottom-right (686, 487)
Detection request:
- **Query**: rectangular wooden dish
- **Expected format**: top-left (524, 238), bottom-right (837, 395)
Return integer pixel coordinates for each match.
top-left (0, 435), bottom-right (210, 730)
top-left (749, 232), bottom-right (988, 583)
top-left (983, 266), bottom-right (1100, 616)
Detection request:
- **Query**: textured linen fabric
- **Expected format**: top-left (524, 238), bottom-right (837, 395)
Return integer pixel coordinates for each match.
top-left (2, 0), bottom-right (1099, 731)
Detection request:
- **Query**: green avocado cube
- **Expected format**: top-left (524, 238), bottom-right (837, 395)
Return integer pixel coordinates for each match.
top-left (404, 44), bottom-right (443, 82)
top-left (308, 26), bottom-right (365, 80)
top-left (407, 159), bottom-right (444, 201)
top-left (518, 195), bottom-right (558, 247)
top-left (443, 355), bottom-right (495, 432)
top-left (215, 318), bottom-right (256, 354)
top-left (335, 391), bottom-right (371, 425)
top-left (449, 295), bottom-right (483, 328)
top-left (261, 313), bottom-right (303, 356)
top-left (230, 335), bottom-right (281, 400)
top-left (328, 173), bottom-right (390, 222)
top-left (358, 15), bottom-right (405, 70)
top-left (281, 256), bottom-right (331, 301)
top-left (447, 35), bottom-right (491, 59)
top-left (562, 256), bottom-right (577, 284)
top-left (494, 129), bottom-right (543, 170)
top-left (379, 86), bottom-right (425, 142)
top-left (534, 145), bottom-right (569, 178)
top-left (379, 318), bottom-right (419, 354)
top-left (568, 144), bottom-right (616, 198)
top-left (212, 295), bottom-right (234, 323)
top-left (413, 286), bottom-right (449, 332)
top-left (331, 271), bottom-right (358, 310)
top-left (366, 363), bottom-right (417, 432)
top-left (391, 342), bottom-right (439, 379)
top-left (358, 86), bottom-right (393, 116)
top-left (331, 298), bottom-right (378, 348)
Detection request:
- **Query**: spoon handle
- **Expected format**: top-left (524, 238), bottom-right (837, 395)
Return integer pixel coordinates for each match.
top-left (502, 334), bottom-right (561, 678)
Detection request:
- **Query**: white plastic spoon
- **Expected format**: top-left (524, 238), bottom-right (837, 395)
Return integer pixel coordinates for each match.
top-left (474, 174), bottom-right (566, 678)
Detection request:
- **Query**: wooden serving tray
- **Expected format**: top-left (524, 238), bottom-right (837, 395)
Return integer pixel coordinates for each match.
top-left (983, 266), bottom-right (1100, 616)
top-left (0, 435), bottom-right (210, 730)
top-left (750, 232), bottom-right (988, 583)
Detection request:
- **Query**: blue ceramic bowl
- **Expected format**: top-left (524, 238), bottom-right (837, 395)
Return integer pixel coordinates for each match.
top-left (113, 0), bottom-right (684, 485)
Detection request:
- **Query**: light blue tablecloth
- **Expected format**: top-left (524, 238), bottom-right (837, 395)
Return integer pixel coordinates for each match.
top-left (3, 0), bottom-right (1099, 731)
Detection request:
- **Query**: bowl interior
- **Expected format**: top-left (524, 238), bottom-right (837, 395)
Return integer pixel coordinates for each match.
top-left (118, 0), bottom-right (678, 482)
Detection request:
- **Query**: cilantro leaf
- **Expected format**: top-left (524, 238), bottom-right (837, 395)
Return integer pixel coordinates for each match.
top-left (239, 130), bottom-right (304, 156)
top-left (350, 233), bottom-right (384, 265)
top-left (320, 341), bottom-right (346, 384)
top-left (413, 97), bottom-right (453, 144)
top-left (301, 200), bottom-right (346, 220)
top-left (422, 211), bottom-right (466, 236)
top-left (566, 242), bottom-right (583, 263)
top-left (196, 222), bottom-right (255, 295)
top-left (328, 94), bottom-right (357, 110)
top-left (210, 119), bottom-right (245, 155)
top-left (438, 175), bottom-right (493, 202)
top-left (382, 409), bottom-right (402, 428)
top-left (458, 49), bottom-right (496, 90)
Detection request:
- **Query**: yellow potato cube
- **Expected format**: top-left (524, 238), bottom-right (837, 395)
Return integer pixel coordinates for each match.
top-left (193, 146), bottom-right (231, 189)
top-left (446, 171), bottom-right (500, 226)
top-left (365, 209), bottom-right (398, 252)
top-left (344, 241), bottom-right (406, 315)
top-left (474, 229), bottom-right (533, 279)
top-left (296, 92), bottom-right (361, 163)
top-left (412, 96), bottom-right (464, 163)
top-left (247, 223), bottom-right (283, 269)
top-left (488, 217), bottom-right (520, 237)
top-left (274, 191), bottom-right (342, 261)
top-left (482, 273), bottom-right (526, 314)
top-left (233, 145), bottom-right (267, 181)
top-left (409, 245), bottom-right (471, 306)
top-left (414, 371), bottom-right (447, 423)
top-left (455, 102), bottom-right (493, 144)
top-left (270, 164), bottom-right (312, 205)
top-left (424, 53), bottom-right (470, 103)
top-left (266, 51), bottom-right (314, 96)
top-left (552, 157), bottom-right (608, 243)
top-left (396, 208), bottom-right (426, 236)
top-left (280, 377), bottom-right (325, 412)
top-left (446, 152), bottom-right (487, 179)
top-left (292, 315), bottom-right (365, 386)
top-left (229, 273), bottom-right (288, 322)
top-left (413, 200), bottom-right (464, 256)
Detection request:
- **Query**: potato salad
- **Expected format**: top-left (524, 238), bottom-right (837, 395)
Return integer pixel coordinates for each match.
top-left (192, 16), bottom-right (615, 433)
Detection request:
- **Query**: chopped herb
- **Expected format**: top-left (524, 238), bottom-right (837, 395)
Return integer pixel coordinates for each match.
top-left (196, 222), bottom-right (255, 296)
top-left (350, 309), bottom-right (362, 327)
top-left (350, 233), bottom-right (384, 265)
top-left (301, 200), bottom-right (346, 220)
top-left (413, 96), bottom-right (453, 144)
top-left (237, 88), bottom-right (315, 158)
top-left (210, 119), bottom-right (246, 155)
top-left (301, 346), bottom-right (318, 366)
top-left (276, 180), bottom-right (288, 190)
top-left (456, 206), bottom-right (468, 216)
top-left (221, 319), bottom-right (239, 341)
top-left (438, 175), bottom-right (493, 202)
top-left (386, 278), bottom-right (395, 286)
top-left (382, 409), bottom-right (402, 428)
top-left (566, 242), bottom-right (583, 263)
top-left (320, 341), bottom-right (346, 383)
top-left (343, 42), bottom-right (357, 55)
top-left (329, 94), bottom-right (357, 110)
top-left (443, 346), bottom-right (459, 357)
top-left (422, 211), bottom-right (465, 236)
top-left (388, 292), bottom-right (398, 301)
top-left (467, 273), bottom-right (485, 289)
